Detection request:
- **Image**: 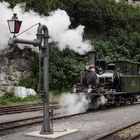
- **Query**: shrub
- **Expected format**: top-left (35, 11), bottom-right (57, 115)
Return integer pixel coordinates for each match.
top-left (0, 92), bottom-right (41, 105)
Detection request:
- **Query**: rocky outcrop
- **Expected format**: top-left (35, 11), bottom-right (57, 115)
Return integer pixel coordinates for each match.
top-left (0, 46), bottom-right (36, 95)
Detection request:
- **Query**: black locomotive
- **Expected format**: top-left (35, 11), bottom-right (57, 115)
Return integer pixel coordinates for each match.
top-left (72, 50), bottom-right (140, 109)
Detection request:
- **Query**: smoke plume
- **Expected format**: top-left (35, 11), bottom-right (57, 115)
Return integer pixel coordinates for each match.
top-left (93, 95), bottom-right (107, 109)
top-left (59, 93), bottom-right (90, 115)
top-left (0, 2), bottom-right (92, 54)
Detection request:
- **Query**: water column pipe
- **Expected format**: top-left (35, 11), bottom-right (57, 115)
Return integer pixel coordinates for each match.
top-left (37, 25), bottom-right (53, 134)
top-left (8, 24), bottom-right (52, 134)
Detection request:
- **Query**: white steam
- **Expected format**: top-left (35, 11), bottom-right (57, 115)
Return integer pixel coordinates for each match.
top-left (93, 95), bottom-right (107, 109)
top-left (0, 2), bottom-right (92, 54)
top-left (59, 93), bottom-right (90, 115)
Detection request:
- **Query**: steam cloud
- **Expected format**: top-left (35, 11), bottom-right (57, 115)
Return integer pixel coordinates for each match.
top-left (93, 95), bottom-right (107, 109)
top-left (59, 93), bottom-right (90, 115)
top-left (0, 2), bottom-right (92, 54)
top-left (59, 93), bottom-right (108, 114)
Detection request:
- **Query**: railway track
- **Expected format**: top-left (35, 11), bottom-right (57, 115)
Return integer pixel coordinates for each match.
top-left (0, 104), bottom-right (140, 137)
top-left (0, 110), bottom-right (87, 136)
top-left (0, 102), bottom-right (58, 115)
top-left (0, 100), bottom-right (139, 116)
top-left (98, 121), bottom-right (140, 140)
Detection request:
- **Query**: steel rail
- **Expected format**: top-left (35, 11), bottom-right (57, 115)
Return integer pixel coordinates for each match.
top-left (0, 103), bottom-right (59, 115)
top-left (97, 121), bottom-right (140, 140)
top-left (0, 105), bottom-right (140, 137)
top-left (0, 111), bottom-right (88, 136)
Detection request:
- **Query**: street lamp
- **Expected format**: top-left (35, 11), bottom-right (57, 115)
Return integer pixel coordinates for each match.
top-left (7, 13), bottom-right (53, 134)
top-left (7, 13), bottom-right (22, 37)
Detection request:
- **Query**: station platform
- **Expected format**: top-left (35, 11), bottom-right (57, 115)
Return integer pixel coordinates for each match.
top-left (0, 104), bottom-right (140, 140)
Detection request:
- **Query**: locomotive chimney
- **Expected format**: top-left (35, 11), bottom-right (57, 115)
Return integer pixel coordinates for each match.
top-left (88, 49), bottom-right (96, 66)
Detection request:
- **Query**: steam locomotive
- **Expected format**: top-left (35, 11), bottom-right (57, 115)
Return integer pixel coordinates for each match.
top-left (72, 50), bottom-right (140, 109)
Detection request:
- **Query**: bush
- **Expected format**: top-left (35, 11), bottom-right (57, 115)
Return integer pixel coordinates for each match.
top-left (0, 92), bottom-right (22, 105)
top-left (19, 46), bottom-right (85, 92)
top-left (0, 92), bottom-right (41, 105)
top-left (22, 95), bottom-right (41, 102)
top-left (19, 76), bottom-right (39, 91)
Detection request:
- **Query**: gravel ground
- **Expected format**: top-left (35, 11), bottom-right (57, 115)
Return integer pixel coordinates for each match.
top-left (0, 111), bottom-right (42, 123)
top-left (99, 122), bottom-right (140, 140)
top-left (0, 104), bottom-right (140, 140)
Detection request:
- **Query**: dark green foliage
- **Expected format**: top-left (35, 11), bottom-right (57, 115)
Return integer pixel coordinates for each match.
top-left (109, 30), bottom-right (140, 60)
top-left (19, 45), bottom-right (85, 92)
top-left (49, 45), bottom-right (84, 91)
top-left (93, 40), bottom-right (128, 61)
top-left (19, 76), bottom-right (38, 90)
top-left (22, 95), bottom-right (41, 102)
top-left (1, 0), bottom-right (64, 15)
top-left (0, 92), bottom-right (41, 105)
top-left (0, 92), bottom-right (22, 105)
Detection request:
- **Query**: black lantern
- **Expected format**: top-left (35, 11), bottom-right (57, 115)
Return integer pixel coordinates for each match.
top-left (7, 13), bottom-right (22, 36)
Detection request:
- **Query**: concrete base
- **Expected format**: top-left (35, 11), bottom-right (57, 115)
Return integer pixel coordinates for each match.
top-left (26, 129), bottom-right (78, 139)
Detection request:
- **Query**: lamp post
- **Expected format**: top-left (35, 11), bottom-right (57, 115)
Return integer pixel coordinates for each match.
top-left (7, 13), bottom-right (53, 134)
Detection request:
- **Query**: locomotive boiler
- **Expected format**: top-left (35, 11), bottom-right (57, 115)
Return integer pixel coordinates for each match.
top-left (72, 50), bottom-right (140, 109)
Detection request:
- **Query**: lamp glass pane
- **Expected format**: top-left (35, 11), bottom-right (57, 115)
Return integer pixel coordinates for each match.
top-left (15, 21), bottom-right (22, 33)
top-left (8, 20), bottom-right (15, 33)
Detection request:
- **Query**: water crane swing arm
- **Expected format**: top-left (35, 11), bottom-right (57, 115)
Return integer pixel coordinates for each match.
top-left (8, 24), bottom-right (49, 47)
top-left (8, 37), bottom-right (40, 47)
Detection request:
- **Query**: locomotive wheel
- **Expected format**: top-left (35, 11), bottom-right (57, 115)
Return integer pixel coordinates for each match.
top-left (130, 100), bottom-right (135, 104)
top-left (130, 99), bottom-right (135, 105)
top-left (130, 96), bottom-right (137, 104)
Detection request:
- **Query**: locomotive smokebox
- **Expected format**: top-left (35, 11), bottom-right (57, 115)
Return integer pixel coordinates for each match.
top-left (88, 49), bottom-right (96, 66)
